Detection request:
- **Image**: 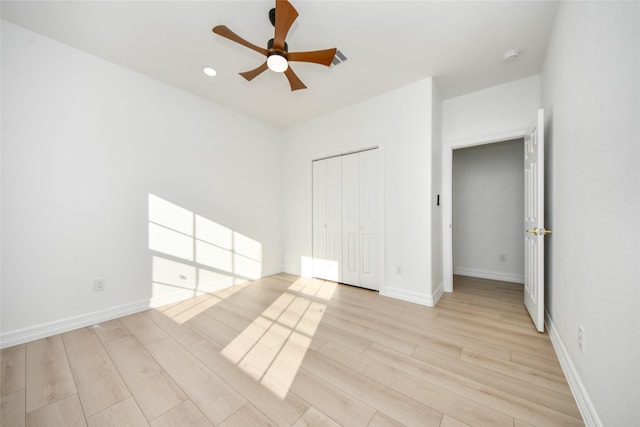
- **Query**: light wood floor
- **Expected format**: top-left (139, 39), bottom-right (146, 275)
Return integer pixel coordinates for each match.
top-left (1, 274), bottom-right (583, 426)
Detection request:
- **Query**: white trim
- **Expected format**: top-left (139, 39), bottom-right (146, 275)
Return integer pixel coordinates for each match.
top-left (546, 312), bottom-right (602, 427)
top-left (380, 286), bottom-right (439, 307)
top-left (453, 268), bottom-right (524, 284)
top-left (0, 269), bottom-right (285, 349)
top-left (442, 129), bottom-right (528, 292)
top-left (261, 266), bottom-right (284, 277)
top-left (0, 299), bottom-right (149, 349)
top-left (432, 281), bottom-right (445, 306)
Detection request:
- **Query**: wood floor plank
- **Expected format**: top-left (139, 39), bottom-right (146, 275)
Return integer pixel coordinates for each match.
top-left (1, 389), bottom-right (25, 427)
top-left (511, 349), bottom-right (566, 376)
top-left (187, 338), bottom-right (308, 426)
top-left (149, 400), bottom-right (212, 427)
top-left (25, 335), bottom-right (77, 413)
top-left (290, 366), bottom-right (376, 427)
top-left (26, 394), bottom-right (86, 427)
top-left (320, 311), bottom-right (416, 355)
top-left (104, 336), bottom-right (187, 421)
top-left (367, 412), bottom-right (405, 427)
top-left (86, 396), bottom-right (148, 427)
top-left (319, 341), bottom-right (513, 427)
top-left (1, 344), bottom-right (25, 397)
top-left (119, 313), bottom-right (168, 345)
top-left (314, 322), bottom-right (372, 353)
top-left (301, 349), bottom-right (443, 426)
top-left (440, 414), bottom-right (472, 427)
top-left (460, 349), bottom-right (573, 395)
top-left (292, 406), bottom-right (341, 427)
top-left (144, 309), bottom-right (205, 347)
top-left (186, 311), bottom-right (240, 349)
top-left (91, 319), bottom-right (131, 345)
top-left (145, 337), bottom-right (246, 425)
top-left (218, 403), bottom-right (275, 427)
top-left (61, 327), bottom-right (130, 417)
top-left (367, 342), bottom-right (582, 426)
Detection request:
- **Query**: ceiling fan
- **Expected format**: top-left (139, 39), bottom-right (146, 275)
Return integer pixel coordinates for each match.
top-left (212, 0), bottom-right (337, 91)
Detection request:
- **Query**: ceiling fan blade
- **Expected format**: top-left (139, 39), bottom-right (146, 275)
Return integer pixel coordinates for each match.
top-left (284, 66), bottom-right (307, 91)
top-left (239, 62), bottom-right (269, 81)
top-left (288, 48), bottom-right (337, 67)
top-left (273, 0), bottom-right (298, 51)
top-left (212, 25), bottom-right (269, 56)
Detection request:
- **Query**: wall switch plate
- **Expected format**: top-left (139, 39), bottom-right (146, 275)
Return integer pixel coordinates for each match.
top-left (499, 254), bottom-right (507, 262)
top-left (396, 265), bottom-right (403, 275)
top-left (93, 278), bottom-right (106, 292)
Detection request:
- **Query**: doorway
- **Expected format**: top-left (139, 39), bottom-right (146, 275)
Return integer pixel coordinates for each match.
top-left (452, 139), bottom-right (524, 286)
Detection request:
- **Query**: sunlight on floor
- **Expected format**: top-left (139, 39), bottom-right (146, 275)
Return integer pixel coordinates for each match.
top-left (221, 278), bottom-right (337, 399)
top-left (156, 283), bottom-right (247, 324)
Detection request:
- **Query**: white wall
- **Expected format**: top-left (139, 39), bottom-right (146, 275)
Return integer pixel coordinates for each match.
top-left (1, 22), bottom-right (284, 346)
top-left (430, 83), bottom-right (443, 299)
top-left (443, 75), bottom-right (540, 145)
top-left (541, 2), bottom-right (640, 425)
top-left (283, 78), bottom-right (437, 305)
top-left (452, 139), bottom-right (524, 283)
top-left (441, 75), bottom-right (540, 291)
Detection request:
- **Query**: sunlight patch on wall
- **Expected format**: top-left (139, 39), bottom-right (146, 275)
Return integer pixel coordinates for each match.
top-left (148, 193), bottom-right (263, 307)
top-left (220, 278), bottom-right (336, 399)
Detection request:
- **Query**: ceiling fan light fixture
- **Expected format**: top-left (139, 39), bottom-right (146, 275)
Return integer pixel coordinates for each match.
top-left (267, 52), bottom-right (288, 73)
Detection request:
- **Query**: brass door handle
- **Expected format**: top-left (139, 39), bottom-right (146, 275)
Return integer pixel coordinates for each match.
top-left (526, 227), bottom-right (552, 236)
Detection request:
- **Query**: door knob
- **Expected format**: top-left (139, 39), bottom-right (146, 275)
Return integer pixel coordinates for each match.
top-left (526, 227), bottom-right (552, 236)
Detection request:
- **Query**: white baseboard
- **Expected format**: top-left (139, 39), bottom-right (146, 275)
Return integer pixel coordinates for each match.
top-left (545, 312), bottom-right (602, 427)
top-left (283, 265), bottom-right (302, 277)
top-left (262, 266), bottom-right (284, 277)
top-left (0, 270), bottom-right (286, 349)
top-left (453, 267), bottom-right (524, 284)
top-left (380, 286), bottom-right (438, 307)
top-left (0, 299), bottom-right (149, 349)
top-left (432, 281), bottom-right (445, 306)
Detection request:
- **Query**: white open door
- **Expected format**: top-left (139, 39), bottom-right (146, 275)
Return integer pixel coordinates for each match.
top-left (524, 109), bottom-right (550, 332)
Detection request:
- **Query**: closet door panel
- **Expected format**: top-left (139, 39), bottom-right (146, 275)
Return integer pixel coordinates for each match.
top-left (325, 156), bottom-right (342, 282)
top-left (312, 160), bottom-right (327, 279)
top-left (342, 154), bottom-right (360, 286)
top-left (359, 150), bottom-right (378, 289)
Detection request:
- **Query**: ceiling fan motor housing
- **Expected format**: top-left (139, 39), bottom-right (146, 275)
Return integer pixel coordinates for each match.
top-left (269, 8), bottom-right (276, 26)
top-left (268, 38), bottom-right (288, 52)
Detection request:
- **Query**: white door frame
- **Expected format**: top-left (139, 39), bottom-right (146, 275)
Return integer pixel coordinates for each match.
top-left (442, 129), bottom-right (528, 293)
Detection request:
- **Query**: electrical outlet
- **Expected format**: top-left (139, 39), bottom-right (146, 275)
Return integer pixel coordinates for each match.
top-left (578, 325), bottom-right (584, 351)
top-left (396, 265), bottom-right (403, 275)
top-left (499, 254), bottom-right (507, 262)
top-left (93, 278), bottom-right (106, 292)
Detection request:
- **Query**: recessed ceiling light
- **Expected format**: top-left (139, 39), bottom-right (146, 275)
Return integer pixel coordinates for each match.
top-left (202, 66), bottom-right (217, 77)
top-left (502, 49), bottom-right (521, 63)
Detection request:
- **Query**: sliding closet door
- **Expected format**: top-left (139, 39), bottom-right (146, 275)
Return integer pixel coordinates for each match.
top-left (358, 149), bottom-right (378, 289)
top-left (324, 157), bottom-right (342, 282)
top-left (342, 149), bottom-right (378, 290)
top-left (312, 157), bottom-right (342, 282)
top-left (342, 154), bottom-right (360, 286)
top-left (312, 160), bottom-right (327, 278)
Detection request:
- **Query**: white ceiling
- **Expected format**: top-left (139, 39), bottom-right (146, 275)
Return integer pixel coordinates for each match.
top-left (1, 1), bottom-right (558, 128)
